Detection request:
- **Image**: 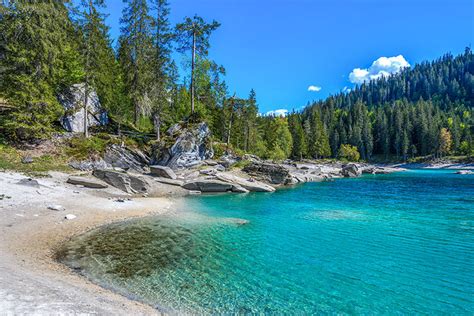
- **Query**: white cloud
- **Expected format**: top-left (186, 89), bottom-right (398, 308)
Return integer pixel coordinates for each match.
top-left (307, 85), bottom-right (322, 92)
top-left (265, 109), bottom-right (288, 117)
top-left (349, 55), bottom-right (410, 84)
top-left (342, 86), bottom-right (351, 93)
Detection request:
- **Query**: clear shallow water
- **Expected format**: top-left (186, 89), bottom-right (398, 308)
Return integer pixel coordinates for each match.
top-left (58, 170), bottom-right (474, 314)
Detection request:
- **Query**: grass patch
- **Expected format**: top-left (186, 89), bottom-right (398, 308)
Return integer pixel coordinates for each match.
top-left (0, 142), bottom-right (71, 174)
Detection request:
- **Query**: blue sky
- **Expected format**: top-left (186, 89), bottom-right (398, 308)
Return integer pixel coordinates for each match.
top-left (104, 0), bottom-right (473, 114)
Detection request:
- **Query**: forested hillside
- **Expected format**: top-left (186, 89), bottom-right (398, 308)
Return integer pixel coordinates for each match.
top-left (0, 1), bottom-right (472, 162)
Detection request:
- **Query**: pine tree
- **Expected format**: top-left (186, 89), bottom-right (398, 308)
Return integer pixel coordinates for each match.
top-left (119, 0), bottom-right (154, 126)
top-left (175, 15), bottom-right (220, 115)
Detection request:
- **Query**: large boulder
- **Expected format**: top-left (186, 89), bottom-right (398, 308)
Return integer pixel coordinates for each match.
top-left (59, 83), bottom-right (108, 133)
top-left (93, 169), bottom-right (150, 194)
top-left (104, 145), bottom-right (149, 173)
top-left (341, 163), bottom-right (361, 177)
top-left (151, 122), bottom-right (214, 170)
top-left (182, 179), bottom-right (234, 193)
top-left (216, 173), bottom-right (275, 192)
top-left (150, 165), bottom-right (177, 179)
top-left (242, 162), bottom-right (291, 185)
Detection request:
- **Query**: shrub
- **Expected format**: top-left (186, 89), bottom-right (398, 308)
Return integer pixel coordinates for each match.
top-left (338, 144), bottom-right (360, 162)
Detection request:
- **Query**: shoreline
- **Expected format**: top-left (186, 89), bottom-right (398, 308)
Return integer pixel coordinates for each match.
top-left (0, 164), bottom-right (463, 313)
top-left (0, 171), bottom-right (176, 314)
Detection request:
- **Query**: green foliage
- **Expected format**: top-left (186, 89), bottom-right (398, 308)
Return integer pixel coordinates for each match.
top-left (338, 144), bottom-right (360, 162)
top-left (66, 135), bottom-right (114, 160)
top-left (0, 143), bottom-right (70, 173)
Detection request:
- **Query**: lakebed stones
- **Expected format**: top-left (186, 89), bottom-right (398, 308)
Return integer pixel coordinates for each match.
top-left (341, 163), bottom-right (361, 178)
top-left (67, 176), bottom-right (108, 189)
top-left (93, 169), bottom-right (150, 194)
top-left (150, 165), bottom-right (177, 179)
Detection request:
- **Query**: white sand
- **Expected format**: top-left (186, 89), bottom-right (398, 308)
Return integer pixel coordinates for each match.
top-left (0, 171), bottom-right (176, 315)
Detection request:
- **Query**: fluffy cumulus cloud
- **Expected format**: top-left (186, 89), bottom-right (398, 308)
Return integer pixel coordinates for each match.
top-left (265, 109), bottom-right (288, 117)
top-left (349, 55), bottom-right (410, 84)
top-left (307, 85), bottom-right (322, 92)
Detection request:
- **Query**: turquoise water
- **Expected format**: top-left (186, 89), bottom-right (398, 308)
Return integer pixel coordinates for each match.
top-left (58, 169), bottom-right (474, 314)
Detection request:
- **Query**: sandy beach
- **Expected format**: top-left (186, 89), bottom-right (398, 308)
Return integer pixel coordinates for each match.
top-left (0, 171), bottom-right (177, 315)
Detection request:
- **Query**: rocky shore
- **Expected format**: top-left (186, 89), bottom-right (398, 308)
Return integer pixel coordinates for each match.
top-left (0, 122), bottom-right (407, 314)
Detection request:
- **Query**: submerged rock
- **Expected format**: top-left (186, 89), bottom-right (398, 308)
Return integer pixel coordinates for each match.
top-left (456, 170), bottom-right (474, 175)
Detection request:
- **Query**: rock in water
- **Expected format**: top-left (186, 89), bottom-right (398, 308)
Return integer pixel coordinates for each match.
top-left (93, 169), bottom-right (150, 194)
top-left (67, 176), bottom-right (108, 189)
top-left (456, 170), bottom-right (474, 175)
top-left (341, 163), bottom-right (361, 177)
top-left (243, 162), bottom-right (291, 185)
top-left (150, 165), bottom-right (177, 179)
top-left (59, 83), bottom-right (108, 133)
top-left (151, 122), bottom-right (214, 170)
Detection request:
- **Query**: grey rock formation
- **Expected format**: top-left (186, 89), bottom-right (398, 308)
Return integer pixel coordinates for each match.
top-left (67, 176), bottom-right (108, 189)
top-left (152, 122), bottom-right (214, 170)
top-left (155, 177), bottom-right (184, 186)
top-left (17, 178), bottom-right (40, 187)
top-left (341, 163), bottom-right (361, 177)
top-left (242, 162), bottom-right (291, 185)
top-left (93, 169), bottom-right (150, 194)
top-left (182, 179), bottom-right (234, 193)
top-left (150, 165), bottom-right (177, 179)
top-left (104, 145), bottom-right (149, 173)
top-left (69, 158), bottom-right (109, 171)
top-left (59, 83), bottom-right (108, 133)
top-left (216, 173), bottom-right (276, 192)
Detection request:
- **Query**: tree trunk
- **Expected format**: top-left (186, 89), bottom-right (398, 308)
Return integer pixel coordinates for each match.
top-left (190, 30), bottom-right (196, 114)
top-left (153, 113), bottom-right (161, 141)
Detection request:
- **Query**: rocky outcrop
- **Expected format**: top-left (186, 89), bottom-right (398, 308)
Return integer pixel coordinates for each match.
top-left (67, 176), bottom-right (108, 189)
top-left (456, 170), bottom-right (474, 175)
top-left (242, 162), bottom-right (291, 185)
top-left (215, 173), bottom-right (276, 192)
top-left (59, 83), bottom-right (108, 133)
top-left (182, 179), bottom-right (235, 193)
top-left (69, 158), bottom-right (109, 171)
top-left (93, 169), bottom-right (150, 194)
top-left (341, 163), bottom-right (361, 177)
top-left (151, 122), bottom-right (214, 170)
top-left (150, 165), bottom-right (177, 179)
top-left (104, 145), bottom-right (149, 173)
